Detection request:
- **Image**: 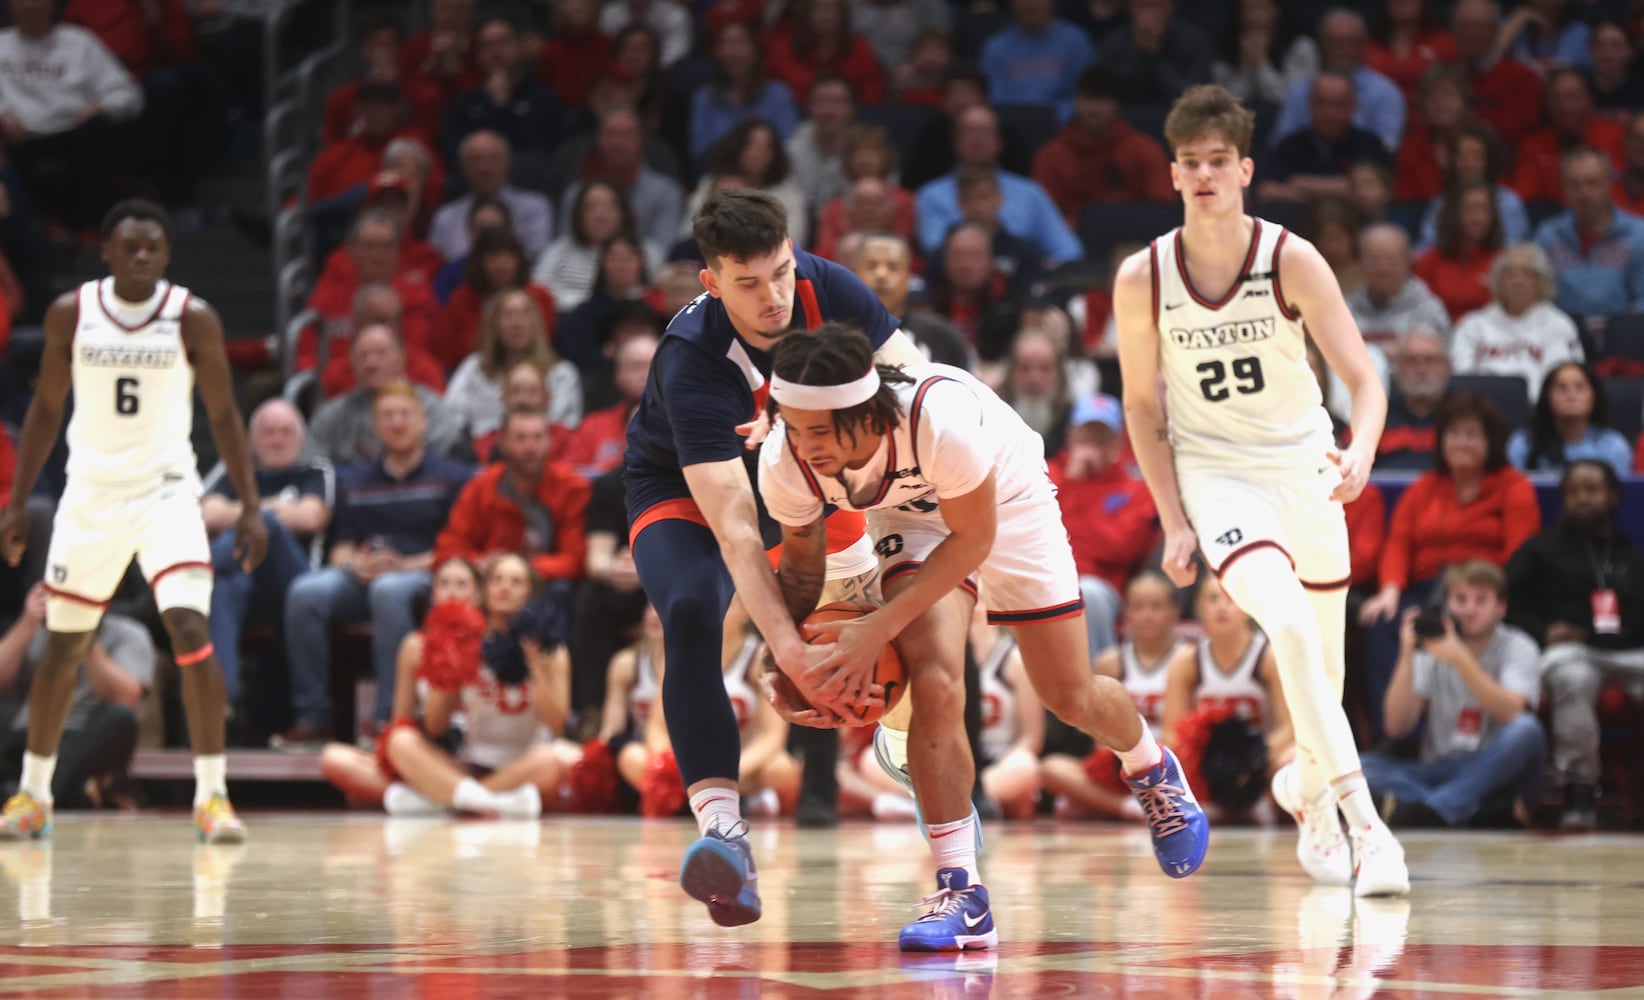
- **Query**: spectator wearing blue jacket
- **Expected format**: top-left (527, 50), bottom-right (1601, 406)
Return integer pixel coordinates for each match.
top-left (980, 0), bottom-right (1096, 121)
top-left (1534, 148), bottom-right (1644, 325)
top-left (688, 21), bottom-right (799, 167)
top-left (1269, 9), bottom-right (1406, 151)
top-left (915, 104), bottom-right (1083, 264)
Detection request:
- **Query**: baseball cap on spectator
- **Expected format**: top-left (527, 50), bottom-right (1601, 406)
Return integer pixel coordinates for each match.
top-left (1069, 392), bottom-right (1123, 431)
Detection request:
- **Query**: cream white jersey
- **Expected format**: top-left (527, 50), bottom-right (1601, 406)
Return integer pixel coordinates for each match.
top-left (67, 278), bottom-right (198, 485)
top-left (1195, 633), bottom-right (1270, 727)
top-left (1150, 219), bottom-right (1334, 469)
top-left (1120, 639), bottom-right (1184, 736)
top-left (979, 633), bottom-right (1020, 763)
top-left (724, 633), bottom-right (761, 734)
top-left (759, 363), bottom-right (1049, 527)
top-left (460, 667), bottom-right (547, 770)
top-left (629, 646), bottom-right (659, 736)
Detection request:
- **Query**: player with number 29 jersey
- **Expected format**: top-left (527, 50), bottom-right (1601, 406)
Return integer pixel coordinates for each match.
top-left (1150, 219), bottom-right (1333, 471)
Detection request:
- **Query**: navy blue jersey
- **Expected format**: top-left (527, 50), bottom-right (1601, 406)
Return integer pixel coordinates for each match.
top-left (624, 246), bottom-right (898, 523)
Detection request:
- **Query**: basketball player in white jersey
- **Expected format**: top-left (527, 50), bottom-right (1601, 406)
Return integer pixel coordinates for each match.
top-left (757, 323), bottom-right (1208, 952)
top-left (1111, 84), bottom-right (1408, 895)
top-left (0, 200), bottom-right (268, 844)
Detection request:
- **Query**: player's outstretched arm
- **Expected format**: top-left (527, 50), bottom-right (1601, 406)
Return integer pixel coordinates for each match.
top-left (1113, 250), bottom-right (1197, 587)
top-left (682, 458), bottom-right (823, 679)
top-left (873, 329), bottom-right (927, 369)
top-left (0, 294), bottom-right (77, 564)
top-left (184, 299), bottom-right (267, 571)
top-left (1277, 235), bottom-right (1389, 503)
top-left (775, 515), bottom-right (828, 627)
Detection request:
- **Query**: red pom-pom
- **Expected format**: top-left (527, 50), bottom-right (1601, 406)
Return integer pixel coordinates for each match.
top-left (1081, 746), bottom-right (1134, 795)
top-left (640, 750), bottom-right (687, 818)
top-left (568, 738), bottom-right (622, 814)
top-left (373, 716), bottom-right (424, 783)
top-left (1598, 681), bottom-right (1633, 716)
top-left (418, 601), bottom-right (486, 691)
top-left (1170, 704), bottom-right (1238, 801)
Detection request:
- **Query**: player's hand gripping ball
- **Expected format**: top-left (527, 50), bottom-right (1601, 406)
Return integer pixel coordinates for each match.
top-left (803, 601), bottom-right (907, 726)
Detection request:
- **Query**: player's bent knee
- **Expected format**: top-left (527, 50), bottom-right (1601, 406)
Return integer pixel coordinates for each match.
top-left (907, 663), bottom-right (965, 719)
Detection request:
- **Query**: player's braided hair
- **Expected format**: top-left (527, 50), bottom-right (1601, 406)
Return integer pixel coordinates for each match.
top-left (768, 322), bottom-right (914, 449)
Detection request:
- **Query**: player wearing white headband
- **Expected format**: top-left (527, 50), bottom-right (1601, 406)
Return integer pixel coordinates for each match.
top-left (758, 322), bottom-right (1210, 952)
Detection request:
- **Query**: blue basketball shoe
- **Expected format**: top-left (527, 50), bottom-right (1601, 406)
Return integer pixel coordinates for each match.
top-left (898, 868), bottom-right (997, 952)
top-left (872, 725), bottom-right (985, 857)
top-left (679, 824), bottom-right (762, 926)
top-left (1124, 747), bottom-right (1210, 878)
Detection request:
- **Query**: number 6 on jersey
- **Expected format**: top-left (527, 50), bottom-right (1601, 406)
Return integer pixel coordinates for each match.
top-left (115, 376), bottom-right (140, 416)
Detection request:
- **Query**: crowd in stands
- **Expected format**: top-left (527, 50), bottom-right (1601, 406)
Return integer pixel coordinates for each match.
top-left (0, 0), bottom-right (1642, 832)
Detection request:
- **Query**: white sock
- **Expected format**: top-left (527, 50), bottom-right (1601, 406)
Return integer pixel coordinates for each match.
top-left (880, 725), bottom-right (909, 771)
top-left (689, 787), bottom-right (743, 837)
top-left (20, 752), bottom-right (56, 804)
top-left (384, 782), bottom-right (443, 816)
top-left (1115, 721), bottom-right (1163, 776)
top-left (1332, 774), bottom-right (1381, 832)
top-left (193, 754), bottom-right (227, 807)
top-left (451, 777), bottom-right (498, 815)
top-left (746, 787), bottom-right (780, 817)
top-left (493, 784), bottom-right (542, 819)
top-left (926, 815), bottom-right (980, 883)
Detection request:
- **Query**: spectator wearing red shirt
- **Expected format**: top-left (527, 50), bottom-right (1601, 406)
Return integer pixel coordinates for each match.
top-left (1450, 0), bottom-right (1543, 147)
top-left (1587, 21), bottom-right (1644, 127)
top-left (1514, 69), bottom-right (1626, 204)
top-left (317, 283), bottom-right (447, 399)
top-left (1358, 390), bottom-right (1541, 737)
top-left (1414, 179), bottom-right (1504, 322)
top-left (436, 227), bottom-right (558, 373)
top-left (323, 20), bottom-right (444, 142)
top-left (1031, 67), bottom-right (1173, 224)
top-left (307, 81), bottom-right (435, 203)
top-left (1047, 394), bottom-right (1158, 658)
top-left (813, 125), bottom-right (917, 261)
top-left (468, 359), bottom-right (575, 464)
top-left (890, 30), bottom-right (953, 108)
top-left (301, 213), bottom-right (442, 375)
top-left (535, 0), bottom-right (612, 108)
top-left (401, 0), bottom-right (482, 108)
top-left (1365, 0), bottom-right (1455, 102)
top-left (313, 171), bottom-right (447, 289)
top-left (435, 409), bottom-right (591, 594)
top-left (561, 332), bottom-right (656, 479)
top-left (765, 0), bottom-right (886, 109)
top-left (1613, 112), bottom-right (1644, 215)
top-left (1394, 65), bottom-right (1476, 202)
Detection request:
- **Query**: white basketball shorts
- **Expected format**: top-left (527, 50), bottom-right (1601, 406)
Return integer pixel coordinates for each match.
top-left (44, 470), bottom-right (213, 631)
top-left (1177, 460), bottom-right (1351, 589)
top-left (868, 486), bottom-right (1083, 626)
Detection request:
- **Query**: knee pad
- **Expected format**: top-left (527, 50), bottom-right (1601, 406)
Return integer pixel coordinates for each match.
top-left (153, 565), bottom-right (213, 617)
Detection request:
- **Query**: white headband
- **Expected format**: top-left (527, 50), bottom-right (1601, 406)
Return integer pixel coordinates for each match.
top-left (768, 369), bottom-right (881, 410)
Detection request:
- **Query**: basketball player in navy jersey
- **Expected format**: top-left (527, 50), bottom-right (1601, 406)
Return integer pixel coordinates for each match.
top-left (623, 189), bottom-right (923, 927)
top-left (1111, 85), bottom-right (1409, 895)
top-left (0, 200), bottom-right (267, 844)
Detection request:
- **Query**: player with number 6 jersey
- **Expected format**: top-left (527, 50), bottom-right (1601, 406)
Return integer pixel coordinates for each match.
top-left (1112, 84), bottom-right (1408, 896)
top-left (0, 200), bottom-right (268, 846)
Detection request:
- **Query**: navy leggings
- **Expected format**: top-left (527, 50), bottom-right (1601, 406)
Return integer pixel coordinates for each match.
top-left (631, 516), bottom-right (741, 787)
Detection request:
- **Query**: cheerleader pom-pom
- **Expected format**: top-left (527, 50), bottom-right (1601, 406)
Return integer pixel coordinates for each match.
top-left (484, 631), bottom-right (529, 686)
top-left (1080, 746), bottom-right (1133, 795)
top-left (511, 597), bottom-right (567, 651)
top-left (1199, 717), bottom-right (1271, 814)
top-left (640, 750), bottom-right (687, 818)
top-left (568, 738), bottom-right (622, 814)
top-left (1171, 704), bottom-right (1237, 802)
top-left (419, 601), bottom-right (486, 691)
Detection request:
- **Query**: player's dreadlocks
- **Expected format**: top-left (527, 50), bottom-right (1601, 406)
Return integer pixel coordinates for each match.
top-left (768, 322), bottom-right (914, 449)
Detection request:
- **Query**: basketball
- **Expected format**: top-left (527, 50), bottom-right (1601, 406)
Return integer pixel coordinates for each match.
top-left (802, 601), bottom-right (907, 726)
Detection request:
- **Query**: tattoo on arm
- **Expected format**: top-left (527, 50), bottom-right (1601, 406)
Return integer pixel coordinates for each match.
top-left (1155, 428), bottom-right (1169, 442)
top-left (776, 521), bottom-right (827, 625)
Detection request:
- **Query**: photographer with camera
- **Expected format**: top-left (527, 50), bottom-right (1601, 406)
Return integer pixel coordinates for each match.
top-left (1366, 559), bottom-right (1546, 828)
